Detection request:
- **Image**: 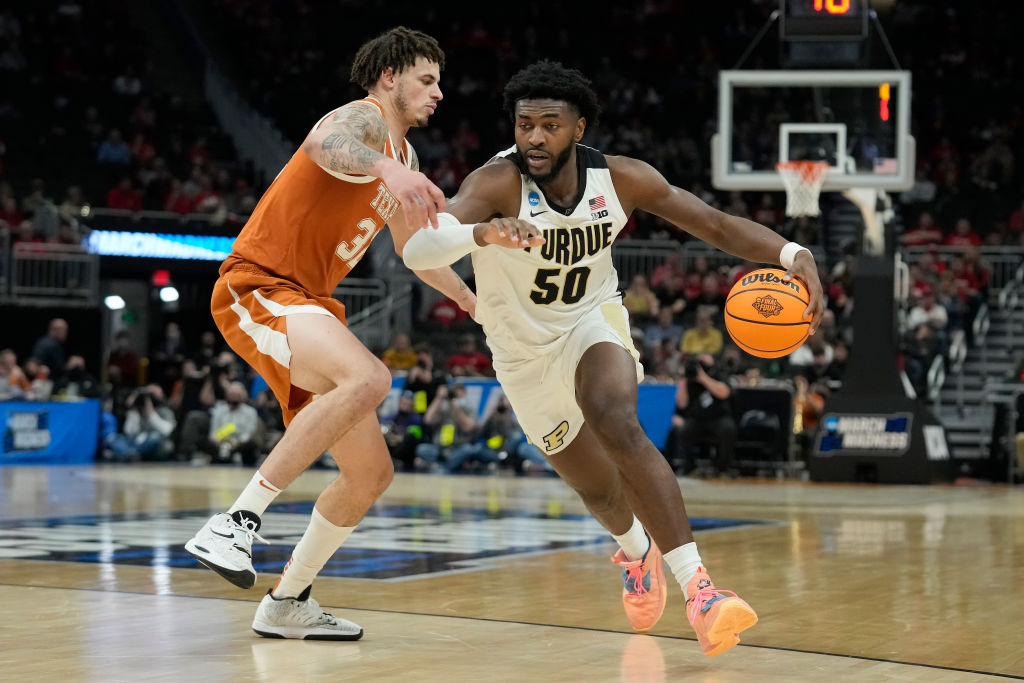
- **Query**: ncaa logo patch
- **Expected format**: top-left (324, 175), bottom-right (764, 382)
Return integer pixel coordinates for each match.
top-left (528, 191), bottom-right (541, 207)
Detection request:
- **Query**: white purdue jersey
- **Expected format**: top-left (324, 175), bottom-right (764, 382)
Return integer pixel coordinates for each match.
top-left (472, 144), bottom-right (629, 358)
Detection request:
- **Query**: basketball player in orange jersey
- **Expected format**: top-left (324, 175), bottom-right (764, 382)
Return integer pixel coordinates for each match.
top-left (401, 62), bottom-right (824, 656)
top-left (185, 27), bottom-right (541, 640)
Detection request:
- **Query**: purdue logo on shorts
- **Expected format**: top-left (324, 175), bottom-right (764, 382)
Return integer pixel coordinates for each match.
top-left (542, 421), bottom-right (570, 451)
top-left (752, 295), bottom-right (783, 318)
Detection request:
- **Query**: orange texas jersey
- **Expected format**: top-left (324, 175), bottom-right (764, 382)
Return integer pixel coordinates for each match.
top-left (223, 97), bottom-right (413, 298)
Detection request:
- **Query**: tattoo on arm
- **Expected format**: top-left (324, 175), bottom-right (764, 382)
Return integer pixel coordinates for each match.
top-left (318, 103), bottom-right (390, 175)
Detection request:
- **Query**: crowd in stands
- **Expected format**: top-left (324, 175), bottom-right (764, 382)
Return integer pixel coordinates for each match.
top-left (0, 0), bottom-right (257, 251)
top-left (1, 2), bottom-right (1023, 476)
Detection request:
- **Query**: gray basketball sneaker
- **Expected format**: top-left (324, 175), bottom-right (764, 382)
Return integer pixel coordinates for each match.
top-left (252, 586), bottom-right (364, 640)
top-left (184, 511), bottom-right (266, 589)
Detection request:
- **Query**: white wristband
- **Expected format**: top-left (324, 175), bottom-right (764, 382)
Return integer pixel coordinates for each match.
top-left (779, 242), bottom-right (810, 269)
top-left (402, 212), bottom-right (483, 270)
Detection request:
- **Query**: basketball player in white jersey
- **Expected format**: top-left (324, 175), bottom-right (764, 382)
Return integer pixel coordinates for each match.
top-left (401, 61), bottom-right (823, 656)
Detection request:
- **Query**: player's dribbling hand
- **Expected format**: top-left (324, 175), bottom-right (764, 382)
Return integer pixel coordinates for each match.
top-left (475, 217), bottom-right (545, 249)
top-left (384, 166), bottom-right (446, 230)
top-left (783, 251), bottom-right (825, 335)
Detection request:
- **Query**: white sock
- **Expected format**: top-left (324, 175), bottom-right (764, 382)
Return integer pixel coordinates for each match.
top-left (272, 507), bottom-right (355, 599)
top-left (663, 542), bottom-right (703, 595)
top-left (611, 516), bottom-right (650, 561)
top-left (227, 470), bottom-right (282, 519)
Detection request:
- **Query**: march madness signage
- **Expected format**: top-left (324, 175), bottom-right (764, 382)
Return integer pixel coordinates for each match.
top-left (3, 410), bottom-right (51, 454)
top-left (814, 412), bottom-right (913, 457)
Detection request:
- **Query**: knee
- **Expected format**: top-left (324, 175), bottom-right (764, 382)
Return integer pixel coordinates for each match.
top-left (346, 359), bottom-right (392, 411)
top-left (585, 401), bottom-right (647, 452)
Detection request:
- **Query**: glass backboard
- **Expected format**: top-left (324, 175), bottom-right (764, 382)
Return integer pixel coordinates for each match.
top-left (711, 70), bottom-right (914, 192)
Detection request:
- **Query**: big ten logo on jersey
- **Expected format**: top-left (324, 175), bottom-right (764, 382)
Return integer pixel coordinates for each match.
top-left (524, 222), bottom-right (613, 267)
top-left (588, 194), bottom-right (608, 220)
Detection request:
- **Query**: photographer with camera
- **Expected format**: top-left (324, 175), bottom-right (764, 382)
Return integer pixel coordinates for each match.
top-left (663, 353), bottom-right (737, 477)
top-left (414, 381), bottom-right (478, 472)
top-left (106, 384), bottom-right (177, 461)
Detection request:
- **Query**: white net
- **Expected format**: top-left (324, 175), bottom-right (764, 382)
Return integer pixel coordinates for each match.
top-left (777, 161), bottom-right (830, 217)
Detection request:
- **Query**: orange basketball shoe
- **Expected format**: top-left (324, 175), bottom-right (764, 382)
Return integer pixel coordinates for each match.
top-left (610, 538), bottom-right (666, 632)
top-left (685, 568), bottom-right (758, 657)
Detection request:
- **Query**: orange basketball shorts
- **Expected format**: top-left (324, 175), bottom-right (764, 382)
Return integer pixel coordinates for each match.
top-left (211, 262), bottom-right (347, 426)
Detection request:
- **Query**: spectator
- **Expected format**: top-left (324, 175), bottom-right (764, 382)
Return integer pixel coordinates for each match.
top-left (644, 307), bottom-right (684, 355)
top-left (426, 296), bottom-right (469, 329)
top-left (752, 193), bottom-right (781, 228)
top-left (652, 271), bottom-right (688, 316)
top-left (936, 270), bottom-right (967, 332)
top-left (622, 273), bottom-right (659, 323)
top-left (825, 341), bottom-right (849, 383)
top-left (663, 354), bottom-right (736, 476)
top-left (106, 330), bottom-right (139, 387)
top-left (23, 358), bottom-right (52, 400)
top-left (31, 318), bottom-right (68, 384)
top-left (152, 322), bottom-right (187, 391)
top-left (0, 348), bottom-right (27, 400)
top-left (445, 334), bottom-right (492, 377)
top-left (58, 185), bottom-right (85, 225)
top-left (943, 217), bottom-right (982, 247)
top-left (793, 375), bottom-right (827, 461)
top-left (901, 323), bottom-right (940, 398)
top-left (404, 342), bottom-right (447, 410)
top-left (207, 381), bottom-right (262, 465)
top-left (0, 195), bottom-right (24, 229)
top-left (689, 272), bottom-right (727, 319)
top-left (790, 334), bottom-right (834, 372)
top-left (650, 252), bottom-right (685, 290)
top-left (20, 178), bottom-right (51, 218)
top-left (186, 330), bottom-right (217, 369)
top-left (899, 211), bottom-right (943, 247)
top-left (445, 393), bottom-right (552, 474)
top-left (905, 286), bottom-right (949, 333)
top-left (106, 177), bottom-right (142, 211)
top-left (381, 332), bottom-right (417, 373)
top-left (107, 385), bottom-right (176, 461)
top-left (380, 390), bottom-right (425, 471)
top-left (680, 306), bottom-right (723, 356)
top-left (96, 129), bottom-right (132, 165)
top-left (59, 355), bottom-right (99, 398)
top-left (415, 382), bottom-right (478, 472)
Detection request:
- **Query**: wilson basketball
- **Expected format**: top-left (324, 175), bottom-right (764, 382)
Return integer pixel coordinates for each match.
top-left (724, 268), bottom-right (812, 358)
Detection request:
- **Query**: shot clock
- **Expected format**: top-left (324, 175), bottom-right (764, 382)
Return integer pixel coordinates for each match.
top-left (780, 0), bottom-right (870, 66)
top-left (781, 0), bottom-right (869, 40)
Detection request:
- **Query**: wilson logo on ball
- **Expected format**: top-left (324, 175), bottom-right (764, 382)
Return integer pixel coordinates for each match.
top-left (752, 295), bottom-right (783, 318)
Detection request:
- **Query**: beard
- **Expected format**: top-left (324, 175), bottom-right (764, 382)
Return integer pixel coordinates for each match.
top-left (396, 85), bottom-right (429, 128)
top-left (522, 144), bottom-right (573, 186)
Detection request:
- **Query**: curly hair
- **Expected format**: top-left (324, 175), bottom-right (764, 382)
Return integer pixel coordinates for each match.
top-left (502, 61), bottom-right (601, 127)
top-left (350, 26), bottom-right (445, 91)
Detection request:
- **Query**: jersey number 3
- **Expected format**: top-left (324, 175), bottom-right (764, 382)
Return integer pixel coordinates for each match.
top-left (335, 217), bottom-right (377, 269)
top-left (529, 267), bottom-right (592, 305)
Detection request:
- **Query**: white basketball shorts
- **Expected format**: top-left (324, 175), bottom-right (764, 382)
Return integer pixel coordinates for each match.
top-left (491, 300), bottom-right (644, 456)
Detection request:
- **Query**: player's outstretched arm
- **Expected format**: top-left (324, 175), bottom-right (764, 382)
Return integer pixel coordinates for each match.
top-left (396, 162), bottom-right (544, 271)
top-left (303, 102), bottom-right (445, 229)
top-left (610, 156), bottom-right (824, 334)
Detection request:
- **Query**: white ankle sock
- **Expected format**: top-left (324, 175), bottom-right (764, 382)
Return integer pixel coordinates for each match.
top-left (272, 507), bottom-right (355, 599)
top-left (611, 516), bottom-right (650, 561)
top-left (662, 542), bottom-right (703, 594)
top-left (228, 470), bottom-right (282, 518)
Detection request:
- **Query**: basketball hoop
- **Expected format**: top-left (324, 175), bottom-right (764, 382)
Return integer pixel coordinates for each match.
top-left (777, 161), bottom-right (830, 218)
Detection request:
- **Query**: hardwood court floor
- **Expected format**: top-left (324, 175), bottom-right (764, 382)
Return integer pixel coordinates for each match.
top-left (0, 465), bottom-right (1022, 682)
